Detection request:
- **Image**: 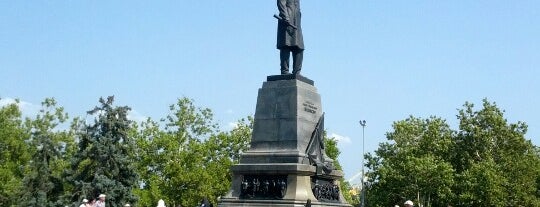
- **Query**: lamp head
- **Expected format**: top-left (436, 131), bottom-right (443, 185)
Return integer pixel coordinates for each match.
top-left (359, 120), bottom-right (366, 127)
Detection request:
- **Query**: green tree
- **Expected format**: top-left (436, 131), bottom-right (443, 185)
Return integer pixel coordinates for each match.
top-left (134, 98), bottom-right (252, 207)
top-left (199, 117), bottom-right (252, 204)
top-left (453, 100), bottom-right (540, 206)
top-left (365, 100), bottom-right (540, 207)
top-left (133, 97), bottom-right (217, 207)
top-left (67, 96), bottom-right (138, 207)
top-left (0, 101), bottom-right (30, 207)
top-left (455, 160), bottom-right (506, 206)
top-left (131, 118), bottom-right (164, 206)
top-left (366, 116), bottom-right (455, 207)
top-left (325, 135), bottom-right (359, 206)
top-left (19, 98), bottom-right (71, 206)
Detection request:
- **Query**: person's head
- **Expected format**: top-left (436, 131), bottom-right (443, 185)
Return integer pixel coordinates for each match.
top-left (404, 200), bottom-right (414, 207)
top-left (157, 199), bottom-right (166, 207)
top-left (124, 204), bottom-right (131, 207)
top-left (82, 199), bottom-right (89, 204)
top-left (98, 194), bottom-right (106, 201)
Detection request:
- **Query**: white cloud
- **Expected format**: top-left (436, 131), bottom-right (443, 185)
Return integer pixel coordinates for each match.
top-left (225, 109), bottom-right (234, 114)
top-left (228, 122), bottom-right (239, 129)
top-left (329, 132), bottom-right (352, 144)
top-left (127, 109), bottom-right (148, 123)
top-left (0, 97), bottom-right (40, 117)
top-left (0, 97), bottom-right (73, 131)
top-left (0, 98), bottom-right (15, 107)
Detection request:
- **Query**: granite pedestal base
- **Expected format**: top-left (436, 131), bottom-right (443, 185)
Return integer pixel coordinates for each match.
top-left (218, 76), bottom-right (351, 207)
top-left (218, 163), bottom-right (350, 207)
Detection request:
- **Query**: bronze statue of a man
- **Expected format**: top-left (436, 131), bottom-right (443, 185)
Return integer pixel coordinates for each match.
top-left (276, 0), bottom-right (304, 75)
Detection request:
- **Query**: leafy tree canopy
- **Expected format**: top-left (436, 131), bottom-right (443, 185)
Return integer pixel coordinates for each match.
top-left (133, 97), bottom-right (252, 207)
top-left (366, 99), bottom-right (540, 207)
top-left (0, 100), bottom-right (30, 207)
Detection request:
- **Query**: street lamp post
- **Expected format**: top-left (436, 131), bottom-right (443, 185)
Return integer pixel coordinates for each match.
top-left (359, 120), bottom-right (366, 207)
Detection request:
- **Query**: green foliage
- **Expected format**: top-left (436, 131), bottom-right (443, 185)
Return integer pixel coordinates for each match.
top-left (0, 101), bottom-right (30, 207)
top-left (7, 95), bottom-right (535, 207)
top-left (366, 116), bottom-right (455, 207)
top-left (19, 98), bottom-right (72, 207)
top-left (366, 99), bottom-right (540, 207)
top-left (456, 160), bottom-right (506, 206)
top-left (134, 98), bottom-right (252, 207)
top-left (325, 135), bottom-right (359, 206)
top-left (201, 117), bottom-right (253, 202)
top-left (324, 134), bottom-right (342, 170)
top-left (452, 100), bottom-right (540, 206)
top-left (1, 96), bottom-right (353, 207)
top-left (67, 96), bottom-right (138, 207)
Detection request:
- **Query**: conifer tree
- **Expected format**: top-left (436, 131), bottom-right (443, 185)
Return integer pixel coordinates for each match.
top-left (19, 98), bottom-right (69, 207)
top-left (67, 96), bottom-right (138, 207)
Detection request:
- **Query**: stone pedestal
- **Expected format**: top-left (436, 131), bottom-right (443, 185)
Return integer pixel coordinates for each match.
top-left (218, 75), bottom-right (351, 207)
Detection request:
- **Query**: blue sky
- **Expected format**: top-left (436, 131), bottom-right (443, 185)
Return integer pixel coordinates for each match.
top-left (1, 1), bottom-right (539, 183)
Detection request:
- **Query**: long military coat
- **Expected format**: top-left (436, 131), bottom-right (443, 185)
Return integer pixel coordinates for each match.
top-left (277, 0), bottom-right (304, 49)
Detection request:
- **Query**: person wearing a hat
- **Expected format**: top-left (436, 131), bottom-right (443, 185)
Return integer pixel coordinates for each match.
top-left (404, 200), bottom-right (414, 207)
top-left (79, 199), bottom-right (88, 207)
top-left (124, 204), bottom-right (131, 207)
top-left (157, 199), bottom-right (166, 207)
top-left (96, 194), bottom-right (106, 207)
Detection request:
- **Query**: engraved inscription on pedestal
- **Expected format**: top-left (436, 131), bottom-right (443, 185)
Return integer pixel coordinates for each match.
top-left (303, 101), bottom-right (318, 114)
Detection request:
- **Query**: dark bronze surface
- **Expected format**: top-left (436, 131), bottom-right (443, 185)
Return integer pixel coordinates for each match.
top-left (276, 0), bottom-right (304, 75)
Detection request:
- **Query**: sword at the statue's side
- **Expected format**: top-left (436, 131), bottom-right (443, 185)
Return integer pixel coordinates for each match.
top-left (273, 14), bottom-right (298, 30)
top-left (305, 113), bottom-right (325, 156)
